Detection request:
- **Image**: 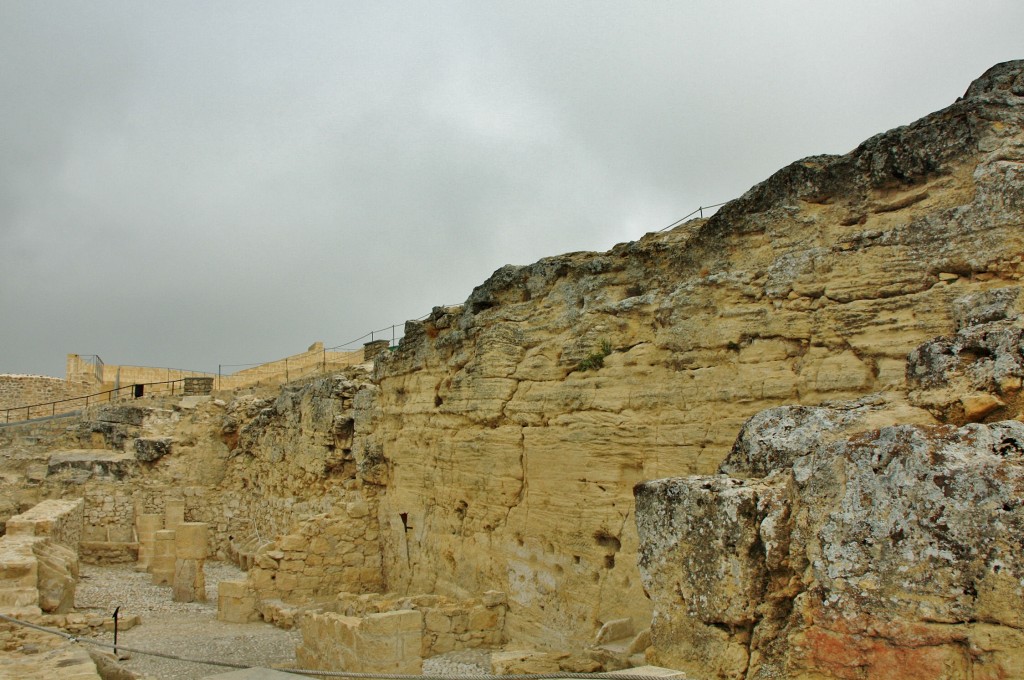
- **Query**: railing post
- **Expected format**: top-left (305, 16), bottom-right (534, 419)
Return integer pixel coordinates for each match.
top-left (112, 606), bottom-right (120, 657)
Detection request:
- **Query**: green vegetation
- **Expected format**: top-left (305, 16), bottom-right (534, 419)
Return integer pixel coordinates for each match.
top-left (575, 339), bottom-right (613, 372)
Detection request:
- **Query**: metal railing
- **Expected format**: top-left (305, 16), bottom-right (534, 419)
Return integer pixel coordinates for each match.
top-left (657, 202), bottom-right (727, 232)
top-left (2, 378), bottom-right (190, 425)
top-left (212, 307), bottom-right (461, 389)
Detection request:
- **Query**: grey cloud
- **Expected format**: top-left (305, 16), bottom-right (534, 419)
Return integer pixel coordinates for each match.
top-left (2, 1), bottom-right (1022, 376)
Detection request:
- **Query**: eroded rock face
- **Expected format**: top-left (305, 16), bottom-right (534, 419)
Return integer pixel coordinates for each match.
top-left (719, 393), bottom-right (936, 478)
top-left (637, 417), bottom-right (1024, 680)
top-left (908, 314), bottom-right (1024, 423)
top-left (361, 60), bottom-right (1024, 645)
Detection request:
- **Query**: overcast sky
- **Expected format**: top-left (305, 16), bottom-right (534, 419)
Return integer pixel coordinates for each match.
top-left (1, 1), bottom-right (1021, 378)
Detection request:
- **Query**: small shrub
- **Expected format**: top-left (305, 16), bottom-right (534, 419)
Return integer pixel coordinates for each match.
top-left (575, 339), bottom-right (613, 372)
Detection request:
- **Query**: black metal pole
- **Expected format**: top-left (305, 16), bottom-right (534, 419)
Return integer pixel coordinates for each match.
top-left (112, 606), bottom-right (120, 655)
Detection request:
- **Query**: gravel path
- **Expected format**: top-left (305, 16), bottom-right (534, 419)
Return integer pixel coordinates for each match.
top-left (76, 562), bottom-right (301, 679)
top-left (75, 563), bottom-right (492, 679)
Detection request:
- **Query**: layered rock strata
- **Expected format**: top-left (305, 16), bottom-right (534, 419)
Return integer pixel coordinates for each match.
top-left (360, 60), bottom-right (1024, 645)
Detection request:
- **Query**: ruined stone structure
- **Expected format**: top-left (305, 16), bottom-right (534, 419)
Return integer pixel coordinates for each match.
top-left (0, 500), bottom-right (82, 615)
top-left (0, 375), bottom-right (94, 420)
top-left (0, 61), bottom-right (1021, 678)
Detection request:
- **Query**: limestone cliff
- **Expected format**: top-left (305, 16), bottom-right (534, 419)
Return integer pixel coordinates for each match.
top-left (360, 60), bottom-right (1024, 646)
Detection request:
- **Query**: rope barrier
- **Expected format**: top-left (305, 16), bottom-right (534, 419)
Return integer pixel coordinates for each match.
top-left (0, 611), bottom-right (249, 670)
top-left (0, 611), bottom-right (667, 680)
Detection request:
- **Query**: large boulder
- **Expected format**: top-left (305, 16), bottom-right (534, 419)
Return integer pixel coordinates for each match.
top-left (636, 419), bottom-right (1024, 680)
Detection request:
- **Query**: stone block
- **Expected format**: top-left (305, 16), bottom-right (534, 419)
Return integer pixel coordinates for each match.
top-left (424, 609), bottom-right (452, 633)
top-left (468, 606), bottom-right (499, 631)
top-left (430, 632), bottom-right (457, 655)
top-left (491, 650), bottom-right (563, 675)
top-left (482, 590), bottom-right (507, 607)
top-left (346, 499), bottom-right (369, 518)
top-left (174, 522), bottom-right (208, 560)
top-left (151, 530), bottom-right (176, 585)
top-left (164, 499), bottom-right (185, 530)
top-left (596, 617), bottom-right (634, 645)
top-left (361, 609), bottom-right (422, 635)
top-left (278, 534), bottom-right (306, 551)
top-left (217, 579), bottom-right (258, 623)
top-left (135, 513), bottom-right (162, 570)
top-left (172, 558), bottom-right (206, 603)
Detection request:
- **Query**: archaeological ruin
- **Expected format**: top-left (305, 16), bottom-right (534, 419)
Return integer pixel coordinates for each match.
top-left (2, 60), bottom-right (1024, 679)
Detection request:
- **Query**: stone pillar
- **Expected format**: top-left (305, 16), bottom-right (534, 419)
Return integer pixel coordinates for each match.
top-left (135, 514), bottom-right (163, 572)
top-left (183, 377), bottom-right (214, 396)
top-left (164, 499), bottom-right (185, 531)
top-left (363, 340), bottom-right (390, 362)
top-left (151, 530), bottom-right (176, 585)
top-left (173, 522), bottom-right (208, 603)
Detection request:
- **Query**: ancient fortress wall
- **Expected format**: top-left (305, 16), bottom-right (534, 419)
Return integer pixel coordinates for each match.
top-left (2, 344), bottom-right (369, 423)
top-left (66, 343), bottom-right (368, 392)
top-left (217, 342), bottom-right (367, 389)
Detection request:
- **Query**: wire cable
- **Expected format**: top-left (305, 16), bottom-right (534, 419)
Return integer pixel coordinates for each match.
top-left (0, 611), bottom-right (667, 680)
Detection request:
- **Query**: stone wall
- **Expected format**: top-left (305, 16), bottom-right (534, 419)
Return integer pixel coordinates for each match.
top-left (295, 591), bottom-right (507, 672)
top-left (248, 497), bottom-right (384, 603)
top-left (0, 499), bottom-right (83, 615)
top-left (0, 375), bottom-right (94, 420)
top-left (297, 609), bottom-right (423, 674)
top-left (4, 499), bottom-right (84, 550)
top-left (64, 342), bottom-right (364, 394)
top-left (216, 343), bottom-right (367, 390)
top-left (327, 590), bottom-right (508, 656)
top-left (80, 489), bottom-right (135, 543)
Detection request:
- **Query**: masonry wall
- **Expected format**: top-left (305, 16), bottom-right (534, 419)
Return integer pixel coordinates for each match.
top-left (99, 365), bottom-right (215, 387)
top-left (295, 592), bottom-right (507, 673)
top-left (66, 343), bottom-right (368, 393)
top-left (4, 499), bottom-right (84, 550)
top-left (249, 497), bottom-right (384, 603)
top-left (218, 343), bottom-right (366, 389)
top-left (0, 375), bottom-right (94, 419)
